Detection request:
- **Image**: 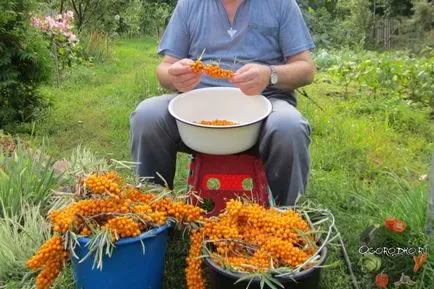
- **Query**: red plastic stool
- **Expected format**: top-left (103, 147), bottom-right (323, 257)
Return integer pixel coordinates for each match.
top-left (188, 153), bottom-right (270, 216)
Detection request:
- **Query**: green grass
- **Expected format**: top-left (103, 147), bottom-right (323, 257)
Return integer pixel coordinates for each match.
top-left (16, 37), bottom-right (162, 160)
top-left (8, 38), bottom-right (433, 289)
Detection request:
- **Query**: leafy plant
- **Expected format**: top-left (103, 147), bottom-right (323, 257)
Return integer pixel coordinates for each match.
top-left (31, 10), bottom-right (81, 86)
top-left (140, 2), bottom-right (171, 36)
top-left (0, 205), bottom-right (51, 282)
top-left (0, 0), bottom-right (52, 128)
top-left (0, 140), bottom-right (69, 216)
top-left (67, 0), bottom-right (129, 33)
top-left (351, 171), bottom-right (432, 287)
top-left (67, 145), bottom-right (111, 175)
top-left (119, 1), bottom-right (172, 37)
top-left (325, 50), bottom-right (434, 108)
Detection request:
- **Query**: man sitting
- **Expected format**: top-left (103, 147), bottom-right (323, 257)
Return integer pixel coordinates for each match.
top-left (130, 0), bottom-right (315, 206)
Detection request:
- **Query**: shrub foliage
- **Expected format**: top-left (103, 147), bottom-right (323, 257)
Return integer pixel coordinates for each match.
top-left (0, 0), bottom-right (52, 128)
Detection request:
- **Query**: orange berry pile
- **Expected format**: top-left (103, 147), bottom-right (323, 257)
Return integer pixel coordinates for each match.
top-left (84, 171), bottom-right (122, 194)
top-left (105, 216), bottom-right (142, 239)
top-left (27, 171), bottom-right (205, 288)
top-left (191, 60), bottom-right (234, 79)
top-left (26, 236), bottom-right (69, 289)
top-left (186, 230), bottom-right (206, 289)
top-left (185, 199), bottom-right (316, 289)
top-left (194, 119), bottom-right (238, 126)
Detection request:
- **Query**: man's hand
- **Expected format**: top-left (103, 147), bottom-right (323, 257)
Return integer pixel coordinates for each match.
top-left (168, 59), bottom-right (202, 92)
top-left (231, 63), bottom-right (271, 95)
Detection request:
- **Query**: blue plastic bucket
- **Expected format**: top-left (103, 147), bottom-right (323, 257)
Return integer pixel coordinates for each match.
top-left (71, 224), bottom-right (170, 289)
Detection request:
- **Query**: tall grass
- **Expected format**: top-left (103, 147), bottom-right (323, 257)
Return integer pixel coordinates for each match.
top-left (0, 205), bottom-right (51, 282)
top-left (0, 206), bottom-right (76, 289)
top-left (80, 31), bottom-right (112, 63)
top-left (377, 174), bottom-right (429, 235)
top-left (67, 145), bottom-right (111, 175)
top-left (0, 142), bottom-right (68, 216)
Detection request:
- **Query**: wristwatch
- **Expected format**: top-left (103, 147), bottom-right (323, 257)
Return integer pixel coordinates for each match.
top-left (269, 65), bottom-right (278, 86)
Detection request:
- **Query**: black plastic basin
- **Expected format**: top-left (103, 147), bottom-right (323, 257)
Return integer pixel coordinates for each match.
top-left (204, 246), bottom-right (328, 289)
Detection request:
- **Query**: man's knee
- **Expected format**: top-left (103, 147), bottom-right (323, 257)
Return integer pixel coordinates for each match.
top-left (130, 94), bottom-right (175, 136)
top-left (131, 101), bottom-right (155, 130)
top-left (265, 110), bottom-right (311, 143)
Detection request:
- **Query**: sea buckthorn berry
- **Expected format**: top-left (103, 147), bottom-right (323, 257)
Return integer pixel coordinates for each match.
top-left (190, 60), bottom-right (234, 79)
top-left (26, 236), bottom-right (69, 289)
top-left (28, 171), bottom-right (205, 289)
top-left (194, 119), bottom-right (238, 126)
top-left (186, 200), bottom-right (315, 289)
top-left (85, 171), bottom-right (123, 194)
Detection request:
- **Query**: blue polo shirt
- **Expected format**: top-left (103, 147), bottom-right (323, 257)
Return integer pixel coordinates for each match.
top-left (158, 0), bottom-right (314, 103)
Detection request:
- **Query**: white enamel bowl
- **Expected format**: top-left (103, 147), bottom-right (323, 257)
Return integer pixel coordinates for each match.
top-left (168, 87), bottom-right (272, 155)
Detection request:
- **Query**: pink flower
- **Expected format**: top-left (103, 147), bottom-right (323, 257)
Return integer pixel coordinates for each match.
top-left (30, 11), bottom-right (78, 43)
top-left (64, 11), bottom-right (74, 20)
top-left (68, 34), bottom-right (77, 42)
top-left (31, 16), bottom-right (42, 28)
top-left (46, 17), bottom-right (56, 29)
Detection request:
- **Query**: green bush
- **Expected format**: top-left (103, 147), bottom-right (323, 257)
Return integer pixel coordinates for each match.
top-left (0, 0), bottom-right (52, 128)
top-left (119, 1), bottom-right (172, 37)
top-left (322, 50), bottom-right (434, 108)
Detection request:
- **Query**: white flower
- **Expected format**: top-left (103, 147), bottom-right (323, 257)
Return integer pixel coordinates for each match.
top-left (65, 11), bottom-right (74, 19)
top-left (114, 15), bottom-right (120, 21)
top-left (419, 175), bottom-right (428, 181)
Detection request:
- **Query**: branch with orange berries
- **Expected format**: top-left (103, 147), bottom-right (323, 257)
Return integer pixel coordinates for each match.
top-left (190, 49), bottom-right (235, 79)
top-left (26, 171), bottom-right (206, 289)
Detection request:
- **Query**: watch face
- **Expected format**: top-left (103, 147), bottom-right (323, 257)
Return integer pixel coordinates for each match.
top-left (271, 72), bottom-right (278, 84)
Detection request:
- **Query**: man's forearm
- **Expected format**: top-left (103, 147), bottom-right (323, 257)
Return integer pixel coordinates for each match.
top-left (273, 60), bottom-right (315, 91)
top-left (157, 62), bottom-right (177, 91)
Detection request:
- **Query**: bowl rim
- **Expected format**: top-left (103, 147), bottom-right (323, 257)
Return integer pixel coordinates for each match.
top-left (168, 87), bottom-right (272, 129)
top-left (204, 243), bottom-right (328, 281)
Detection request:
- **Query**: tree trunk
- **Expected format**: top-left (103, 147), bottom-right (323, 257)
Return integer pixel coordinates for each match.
top-left (59, 0), bottom-right (64, 14)
top-left (52, 41), bottom-right (60, 88)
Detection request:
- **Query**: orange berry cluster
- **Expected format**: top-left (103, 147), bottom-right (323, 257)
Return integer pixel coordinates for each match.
top-left (191, 60), bottom-right (234, 79)
top-left (48, 174), bottom-right (204, 239)
top-left (186, 230), bottom-right (206, 289)
top-left (185, 200), bottom-right (315, 289)
top-left (26, 236), bottom-right (69, 289)
top-left (49, 198), bottom-right (129, 233)
top-left (194, 119), bottom-right (238, 126)
top-left (85, 171), bottom-right (122, 195)
top-left (28, 171), bottom-right (205, 288)
top-left (105, 216), bottom-right (142, 239)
